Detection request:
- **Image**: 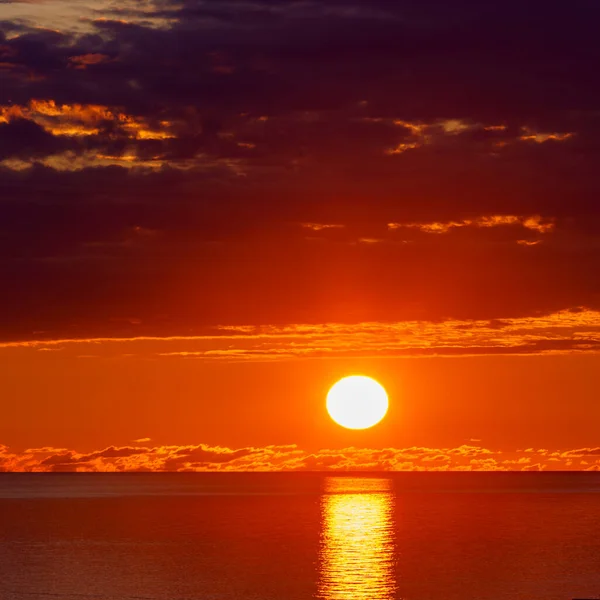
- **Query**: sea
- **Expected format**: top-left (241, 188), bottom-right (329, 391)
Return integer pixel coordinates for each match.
top-left (0, 472), bottom-right (599, 600)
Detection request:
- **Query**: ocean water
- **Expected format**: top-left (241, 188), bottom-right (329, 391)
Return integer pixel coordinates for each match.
top-left (0, 473), bottom-right (599, 600)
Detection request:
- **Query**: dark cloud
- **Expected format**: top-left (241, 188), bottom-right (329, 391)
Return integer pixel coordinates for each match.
top-left (0, 117), bottom-right (68, 159)
top-left (0, 1), bottom-right (600, 340)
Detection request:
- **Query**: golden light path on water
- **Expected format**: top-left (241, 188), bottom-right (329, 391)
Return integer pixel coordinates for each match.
top-left (317, 477), bottom-right (396, 600)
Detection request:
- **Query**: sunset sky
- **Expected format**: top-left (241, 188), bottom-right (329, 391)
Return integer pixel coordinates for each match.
top-left (1, 0), bottom-right (599, 472)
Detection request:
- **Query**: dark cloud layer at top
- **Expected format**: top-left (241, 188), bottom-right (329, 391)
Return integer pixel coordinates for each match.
top-left (1, 0), bottom-right (600, 341)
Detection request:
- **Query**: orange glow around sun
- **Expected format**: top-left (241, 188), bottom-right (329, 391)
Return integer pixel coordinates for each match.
top-left (326, 376), bottom-right (389, 430)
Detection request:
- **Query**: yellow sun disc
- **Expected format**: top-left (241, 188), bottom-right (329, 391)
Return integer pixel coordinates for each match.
top-left (326, 376), bottom-right (389, 430)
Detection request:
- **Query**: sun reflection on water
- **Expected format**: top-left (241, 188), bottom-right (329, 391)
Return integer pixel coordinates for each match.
top-left (317, 477), bottom-right (396, 600)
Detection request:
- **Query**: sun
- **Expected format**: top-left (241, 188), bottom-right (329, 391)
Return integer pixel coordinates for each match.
top-left (326, 376), bottom-right (389, 430)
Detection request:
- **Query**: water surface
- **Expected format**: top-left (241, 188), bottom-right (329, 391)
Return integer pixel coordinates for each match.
top-left (0, 473), bottom-right (599, 600)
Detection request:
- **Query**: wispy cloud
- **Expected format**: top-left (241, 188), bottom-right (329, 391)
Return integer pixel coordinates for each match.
top-left (380, 118), bottom-right (574, 155)
top-left (387, 215), bottom-right (555, 235)
top-left (0, 100), bottom-right (175, 139)
top-left (2, 307), bottom-right (599, 361)
top-left (519, 127), bottom-right (574, 143)
top-left (301, 223), bottom-right (345, 231)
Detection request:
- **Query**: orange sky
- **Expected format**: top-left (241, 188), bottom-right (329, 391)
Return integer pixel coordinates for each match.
top-left (2, 337), bottom-right (599, 471)
top-left (1, 1), bottom-right (600, 471)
